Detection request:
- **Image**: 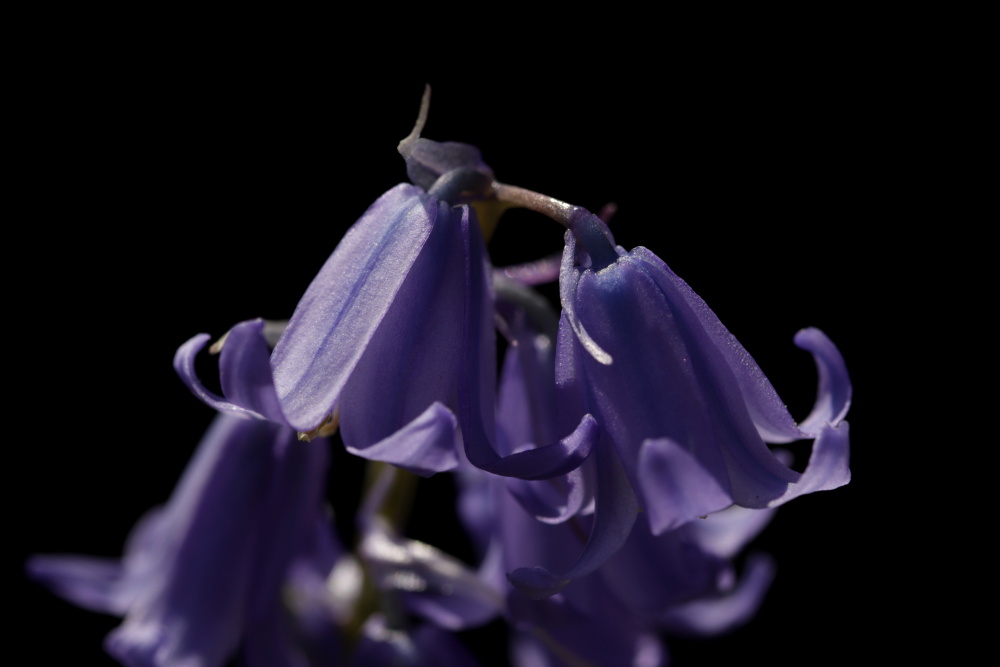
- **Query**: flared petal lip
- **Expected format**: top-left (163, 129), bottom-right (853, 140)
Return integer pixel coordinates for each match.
top-left (174, 332), bottom-right (270, 421)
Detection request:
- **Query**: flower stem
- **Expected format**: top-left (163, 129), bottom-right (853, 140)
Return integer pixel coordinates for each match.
top-left (492, 181), bottom-right (620, 269)
top-left (491, 181), bottom-right (580, 226)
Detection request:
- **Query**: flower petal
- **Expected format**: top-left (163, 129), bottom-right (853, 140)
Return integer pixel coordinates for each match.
top-left (660, 553), bottom-right (776, 636)
top-left (767, 420), bottom-right (851, 507)
top-left (568, 254), bottom-right (797, 512)
top-left (630, 246), bottom-right (802, 444)
top-left (243, 520), bottom-right (344, 667)
top-left (689, 505), bottom-right (776, 560)
top-left (794, 327), bottom-right (853, 434)
top-left (492, 291), bottom-right (593, 520)
top-left (344, 401), bottom-right (458, 476)
top-left (26, 555), bottom-right (129, 615)
top-left (461, 216), bottom-right (595, 480)
top-left (507, 442), bottom-right (639, 599)
top-left (638, 438), bottom-right (734, 535)
top-left (335, 199), bottom-right (468, 468)
top-left (270, 184), bottom-right (441, 432)
top-left (504, 466), bottom-right (589, 525)
top-left (631, 247), bottom-right (852, 444)
top-left (174, 333), bottom-right (269, 420)
top-left (558, 229), bottom-right (613, 365)
top-left (598, 520), bottom-right (728, 615)
top-left (93, 415), bottom-right (329, 667)
top-left (103, 415), bottom-right (280, 665)
top-left (219, 318), bottom-right (287, 424)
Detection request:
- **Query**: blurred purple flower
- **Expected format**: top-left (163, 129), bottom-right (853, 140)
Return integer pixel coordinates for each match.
top-left (27, 414), bottom-right (333, 667)
top-left (352, 614), bottom-right (482, 667)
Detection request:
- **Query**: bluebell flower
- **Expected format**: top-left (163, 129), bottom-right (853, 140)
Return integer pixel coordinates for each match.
top-left (27, 414), bottom-right (333, 667)
top-left (173, 88), bottom-right (506, 478)
top-left (479, 211), bottom-right (851, 598)
top-left (175, 183), bottom-right (485, 476)
top-left (455, 307), bottom-right (780, 665)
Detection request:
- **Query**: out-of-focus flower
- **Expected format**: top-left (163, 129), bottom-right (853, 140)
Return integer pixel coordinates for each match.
top-left (354, 460), bottom-right (504, 634)
top-left (508, 210), bottom-right (851, 598)
top-left (352, 614), bottom-right (483, 667)
top-left (500, 508), bottom-right (777, 667)
top-left (328, 461), bottom-right (502, 666)
top-left (27, 414), bottom-right (332, 667)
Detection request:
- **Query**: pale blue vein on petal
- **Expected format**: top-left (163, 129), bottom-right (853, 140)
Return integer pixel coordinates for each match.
top-left (336, 198), bottom-right (467, 471)
top-left (270, 183), bottom-right (439, 431)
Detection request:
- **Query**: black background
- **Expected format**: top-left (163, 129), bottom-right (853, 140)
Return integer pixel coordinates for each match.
top-left (11, 27), bottom-right (927, 666)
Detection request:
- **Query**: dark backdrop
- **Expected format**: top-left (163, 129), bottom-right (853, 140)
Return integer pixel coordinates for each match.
top-left (14, 44), bottom-right (904, 666)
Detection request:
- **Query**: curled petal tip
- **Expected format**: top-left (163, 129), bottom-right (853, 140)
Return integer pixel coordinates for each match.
top-left (793, 327), bottom-right (852, 433)
top-left (768, 420), bottom-right (851, 507)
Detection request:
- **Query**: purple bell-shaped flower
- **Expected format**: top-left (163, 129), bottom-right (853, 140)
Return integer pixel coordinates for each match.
top-left (27, 413), bottom-right (332, 666)
top-left (455, 297), bottom-right (779, 665)
top-left (507, 209), bottom-right (851, 598)
top-left (175, 181), bottom-right (488, 477)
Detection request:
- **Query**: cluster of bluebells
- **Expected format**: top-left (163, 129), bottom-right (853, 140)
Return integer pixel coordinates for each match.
top-left (29, 89), bottom-right (852, 666)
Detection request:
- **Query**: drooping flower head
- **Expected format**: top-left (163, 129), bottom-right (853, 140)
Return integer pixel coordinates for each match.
top-left (501, 208), bottom-right (851, 598)
top-left (455, 294), bottom-right (781, 665)
top-left (174, 91), bottom-right (497, 477)
top-left (28, 413), bottom-right (333, 666)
